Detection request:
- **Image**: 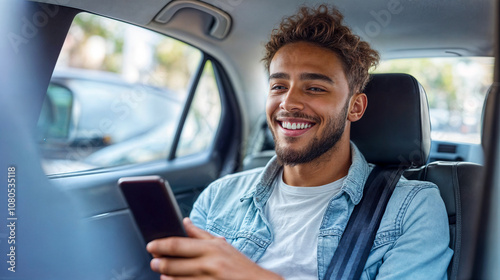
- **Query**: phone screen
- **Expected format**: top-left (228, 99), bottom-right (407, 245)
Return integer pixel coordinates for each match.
top-left (119, 176), bottom-right (187, 244)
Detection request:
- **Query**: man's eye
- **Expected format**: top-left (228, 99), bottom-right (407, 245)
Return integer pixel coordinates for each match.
top-left (271, 85), bottom-right (286, 90)
top-left (308, 87), bottom-right (325, 92)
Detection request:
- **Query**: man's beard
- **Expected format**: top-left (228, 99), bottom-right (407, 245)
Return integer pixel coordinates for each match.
top-left (269, 101), bottom-right (349, 166)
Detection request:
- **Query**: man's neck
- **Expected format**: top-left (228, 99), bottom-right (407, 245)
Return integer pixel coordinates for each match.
top-left (282, 140), bottom-right (352, 187)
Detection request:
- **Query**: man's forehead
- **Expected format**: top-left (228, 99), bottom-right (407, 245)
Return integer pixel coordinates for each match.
top-left (269, 43), bottom-right (346, 80)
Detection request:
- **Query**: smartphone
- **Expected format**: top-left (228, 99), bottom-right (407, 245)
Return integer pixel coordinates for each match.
top-left (118, 175), bottom-right (187, 244)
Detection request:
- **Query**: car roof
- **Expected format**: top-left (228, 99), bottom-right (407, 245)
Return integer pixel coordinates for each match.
top-left (44, 0), bottom-right (495, 58)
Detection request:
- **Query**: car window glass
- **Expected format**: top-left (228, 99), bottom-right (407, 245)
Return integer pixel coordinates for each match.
top-left (37, 12), bottom-right (203, 175)
top-left (37, 84), bottom-right (73, 140)
top-left (176, 61), bottom-right (222, 157)
top-left (373, 57), bottom-right (494, 144)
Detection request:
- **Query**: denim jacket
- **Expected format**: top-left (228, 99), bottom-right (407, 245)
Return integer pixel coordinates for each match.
top-left (190, 143), bottom-right (453, 279)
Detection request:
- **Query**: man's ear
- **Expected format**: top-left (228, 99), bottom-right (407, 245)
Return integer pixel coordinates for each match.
top-left (347, 93), bottom-right (367, 122)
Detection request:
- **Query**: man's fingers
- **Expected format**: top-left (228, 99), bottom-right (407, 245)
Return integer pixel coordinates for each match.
top-left (183, 218), bottom-right (214, 240)
top-left (146, 220), bottom-right (232, 279)
top-left (147, 237), bottom-right (209, 258)
top-left (147, 238), bottom-right (202, 257)
top-left (151, 256), bottom-right (211, 277)
top-left (151, 257), bottom-right (196, 276)
top-left (160, 274), bottom-right (212, 280)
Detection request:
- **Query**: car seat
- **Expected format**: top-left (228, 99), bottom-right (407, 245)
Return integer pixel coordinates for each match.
top-left (351, 73), bottom-right (484, 280)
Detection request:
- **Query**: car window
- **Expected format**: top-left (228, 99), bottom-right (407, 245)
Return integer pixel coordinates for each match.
top-left (37, 12), bottom-right (223, 175)
top-left (37, 83), bottom-right (73, 140)
top-left (373, 57), bottom-right (494, 144)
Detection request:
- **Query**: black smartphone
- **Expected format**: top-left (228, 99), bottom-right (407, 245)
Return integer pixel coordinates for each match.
top-left (118, 175), bottom-right (187, 244)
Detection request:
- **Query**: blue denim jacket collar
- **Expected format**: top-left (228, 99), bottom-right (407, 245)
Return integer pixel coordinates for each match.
top-left (240, 142), bottom-right (371, 207)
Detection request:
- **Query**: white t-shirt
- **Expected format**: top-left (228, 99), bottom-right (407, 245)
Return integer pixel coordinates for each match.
top-left (256, 170), bottom-right (345, 280)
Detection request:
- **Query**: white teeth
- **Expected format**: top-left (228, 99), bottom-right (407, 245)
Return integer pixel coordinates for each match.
top-left (282, 122), bottom-right (312, 130)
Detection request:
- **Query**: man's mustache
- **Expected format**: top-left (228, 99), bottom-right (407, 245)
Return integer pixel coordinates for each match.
top-left (274, 112), bottom-right (320, 123)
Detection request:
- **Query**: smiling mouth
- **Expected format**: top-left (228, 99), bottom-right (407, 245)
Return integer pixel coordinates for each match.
top-left (278, 121), bottom-right (315, 130)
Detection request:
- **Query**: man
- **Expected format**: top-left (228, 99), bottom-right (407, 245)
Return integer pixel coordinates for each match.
top-left (147, 5), bottom-right (453, 280)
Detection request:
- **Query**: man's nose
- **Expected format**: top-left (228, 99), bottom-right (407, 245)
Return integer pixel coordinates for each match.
top-left (280, 86), bottom-right (304, 111)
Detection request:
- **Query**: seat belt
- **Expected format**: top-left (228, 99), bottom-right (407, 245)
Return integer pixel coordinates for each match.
top-left (323, 165), bottom-right (406, 280)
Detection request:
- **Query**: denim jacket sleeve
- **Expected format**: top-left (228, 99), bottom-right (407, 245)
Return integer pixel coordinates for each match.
top-left (189, 168), bottom-right (265, 233)
top-left (373, 184), bottom-right (453, 280)
top-left (189, 181), bottom-right (213, 231)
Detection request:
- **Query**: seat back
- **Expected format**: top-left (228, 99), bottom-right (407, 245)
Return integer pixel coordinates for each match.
top-left (405, 162), bottom-right (484, 279)
top-left (352, 73), bottom-right (484, 279)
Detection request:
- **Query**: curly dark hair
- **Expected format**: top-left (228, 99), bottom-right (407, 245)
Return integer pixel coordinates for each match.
top-left (263, 5), bottom-right (380, 95)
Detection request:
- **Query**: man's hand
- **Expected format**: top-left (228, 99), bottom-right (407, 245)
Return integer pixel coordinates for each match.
top-left (147, 218), bottom-right (283, 280)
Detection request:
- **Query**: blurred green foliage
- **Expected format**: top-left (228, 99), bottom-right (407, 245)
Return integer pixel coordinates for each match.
top-left (64, 12), bottom-right (202, 92)
top-left (373, 57), bottom-right (494, 143)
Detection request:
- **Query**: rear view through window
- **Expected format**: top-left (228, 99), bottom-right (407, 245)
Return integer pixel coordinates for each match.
top-left (37, 13), bottom-right (222, 175)
top-left (374, 57), bottom-right (494, 144)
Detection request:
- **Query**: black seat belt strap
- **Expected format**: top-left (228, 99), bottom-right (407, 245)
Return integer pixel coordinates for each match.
top-left (323, 166), bottom-right (405, 280)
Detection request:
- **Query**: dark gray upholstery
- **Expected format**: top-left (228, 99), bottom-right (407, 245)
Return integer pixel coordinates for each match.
top-left (405, 162), bottom-right (484, 279)
top-left (351, 73), bottom-right (431, 166)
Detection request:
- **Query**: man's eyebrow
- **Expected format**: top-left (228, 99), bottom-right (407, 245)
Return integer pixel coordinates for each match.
top-left (269, 72), bottom-right (290, 81)
top-left (268, 72), bottom-right (334, 84)
top-left (300, 73), bottom-right (334, 84)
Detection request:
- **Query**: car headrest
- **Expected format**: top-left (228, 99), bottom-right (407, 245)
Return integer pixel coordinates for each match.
top-left (351, 73), bottom-right (431, 167)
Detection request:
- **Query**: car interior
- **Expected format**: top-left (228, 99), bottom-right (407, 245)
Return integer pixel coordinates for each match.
top-left (1, 0), bottom-right (499, 279)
